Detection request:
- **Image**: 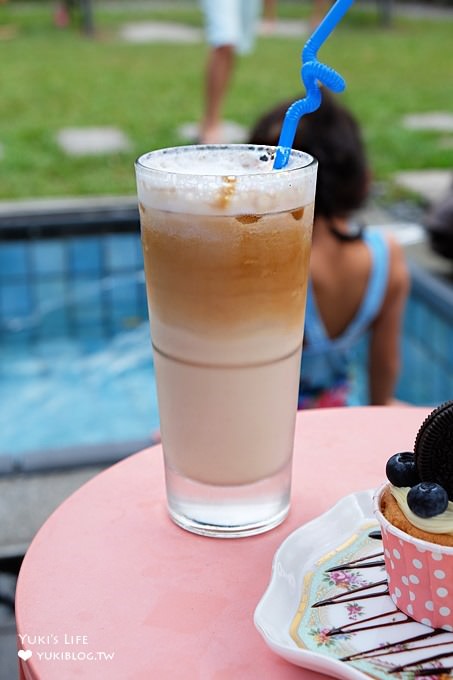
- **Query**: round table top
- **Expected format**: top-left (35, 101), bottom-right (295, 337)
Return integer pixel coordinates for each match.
top-left (16, 406), bottom-right (430, 679)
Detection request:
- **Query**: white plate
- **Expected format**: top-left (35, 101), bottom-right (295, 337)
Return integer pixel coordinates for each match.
top-left (254, 489), bottom-right (453, 679)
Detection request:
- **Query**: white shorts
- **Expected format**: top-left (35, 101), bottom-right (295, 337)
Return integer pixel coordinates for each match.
top-left (201, 0), bottom-right (262, 54)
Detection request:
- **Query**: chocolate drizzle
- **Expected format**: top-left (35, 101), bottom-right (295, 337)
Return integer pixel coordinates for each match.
top-left (392, 648), bottom-right (453, 673)
top-left (307, 529), bottom-right (453, 678)
top-left (325, 550), bottom-right (385, 572)
top-left (368, 530), bottom-right (383, 540)
top-left (312, 578), bottom-right (388, 608)
top-left (342, 629), bottom-right (445, 661)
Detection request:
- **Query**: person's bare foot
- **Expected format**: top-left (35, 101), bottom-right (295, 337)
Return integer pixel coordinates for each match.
top-left (260, 19), bottom-right (276, 35)
top-left (199, 124), bottom-right (223, 145)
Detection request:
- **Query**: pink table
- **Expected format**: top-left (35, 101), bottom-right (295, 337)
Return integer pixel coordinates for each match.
top-left (16, 406), bottom-right (429, 679)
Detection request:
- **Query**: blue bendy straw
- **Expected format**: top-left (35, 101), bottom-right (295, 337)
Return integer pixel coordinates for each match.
top-left (273, 0), bottom-right (356, 170)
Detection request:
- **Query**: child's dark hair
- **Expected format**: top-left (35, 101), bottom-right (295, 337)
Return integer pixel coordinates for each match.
top-left (248, 90), bottom-right (369, 219)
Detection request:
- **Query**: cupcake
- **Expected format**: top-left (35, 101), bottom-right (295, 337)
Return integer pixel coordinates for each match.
top-left (374, 400), bottom-right (453, 631)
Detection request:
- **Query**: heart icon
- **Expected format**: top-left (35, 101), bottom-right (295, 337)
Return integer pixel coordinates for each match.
top-left (18, 649), bottom-right (33, 661)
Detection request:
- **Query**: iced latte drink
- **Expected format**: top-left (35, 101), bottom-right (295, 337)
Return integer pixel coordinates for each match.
top-left (135, 145), bottom-right (317, 537)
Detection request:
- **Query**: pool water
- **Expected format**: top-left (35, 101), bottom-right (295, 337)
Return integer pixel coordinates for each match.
top-left (0, 323), bottom-right (159, 456)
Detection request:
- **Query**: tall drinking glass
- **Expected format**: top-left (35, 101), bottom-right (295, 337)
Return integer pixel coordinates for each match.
top-left (135, 145), bottom-right (317, 537)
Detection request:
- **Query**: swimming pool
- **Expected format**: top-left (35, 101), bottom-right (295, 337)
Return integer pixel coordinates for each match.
top-left (1, 320), bottom-right (159, 455)
top-left (1, 202), bottom-right (452, 472)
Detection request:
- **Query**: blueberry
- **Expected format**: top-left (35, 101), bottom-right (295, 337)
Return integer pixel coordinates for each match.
top-left (386, 452), bottom-right (419, 487)
top-left (407, 482), bottom-right (449, 518)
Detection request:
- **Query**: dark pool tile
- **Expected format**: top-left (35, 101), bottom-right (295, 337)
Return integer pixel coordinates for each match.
top-left (0, 243), bottom-right (28, 280)
top-left (104, 234), bottom-right (141, 272)
top-left (107, 273), bottom-right (139, 306)
top-left (31, 240), bottom-right (65, 275)
top-left (35, 279), bottom-right (66, 309)
top-left (404, 337), bottom-right (440, 405)
top-left (72, 300), bottom-right (103, 328)
top-left (134, 236), bottom-right (144, 264)
top-left (36, 307), bottom-right (70, 338)
top-left (428, 313), bottom-right (450, 366)
top-left (73, 322), bottom-right (105, 343)
top-left (410, 302), bottom-right (453, 375)
top-left (33, 280), bottom-right (71, 337)
top-left (68, 237), bottom-right (102, 276)
top-left (0, 328), bottom-right (34, 347)
top-left (449, 329), bottom-right (453, 369)
top-left (430, 359), bottom-right (453, 404)
top-left (137, 286), bottom-right (149, 319)
top-left (411, 297), bottom-right (432, 342)
top-left (0, 283), bottom-right (33, 318)
top-left (69, 277), bottom-right (102, 308)
top-left (109, 316), bottom-right (132, 335)
top-left (403, 297), bottom-right (419, 336)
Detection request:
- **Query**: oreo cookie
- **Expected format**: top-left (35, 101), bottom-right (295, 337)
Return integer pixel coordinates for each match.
top-left (414, 400), bottom-right (453, 501)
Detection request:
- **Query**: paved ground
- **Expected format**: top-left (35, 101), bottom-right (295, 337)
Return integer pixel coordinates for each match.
top-left (118, 17), bottom-right (309, 43)
top-left (402, 112), bottom-right (453, 133)
top-left (118, 20), bottom-right (202, 43)
top-left (394, 169), bottom-right (452, 205)
top-left (0, 573), bottom-right (17, 680)
top-left (0, 466), bottom-right (107, 678)
top-left (176, 119), bottom-right (249, 144)
top-left (56, 127), bottom-right (131, 155)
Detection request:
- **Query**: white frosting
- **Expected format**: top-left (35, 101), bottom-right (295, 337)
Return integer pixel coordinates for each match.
top-left (390, 485), bottom-right (453, 535)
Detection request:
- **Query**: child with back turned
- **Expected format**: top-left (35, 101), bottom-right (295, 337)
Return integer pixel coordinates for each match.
top-left (249, 91), bottom-right (410, 408)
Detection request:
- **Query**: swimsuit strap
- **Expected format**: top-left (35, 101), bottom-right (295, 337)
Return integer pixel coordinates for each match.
top-left (343, 229), bottom-right (390, 340)
top-left (304, 279), bottom-right (328, 346)
top-left (304, 229), bottom-right (390, 349)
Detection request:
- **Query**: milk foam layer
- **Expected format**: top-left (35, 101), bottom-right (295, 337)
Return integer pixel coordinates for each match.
top-left (138, 145), bottom-right (307, 175)
top-left (136, 145), bottom-right (316, 215)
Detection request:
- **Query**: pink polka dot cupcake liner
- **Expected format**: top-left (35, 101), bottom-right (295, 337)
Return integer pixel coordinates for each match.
top-left (374, 484), bottom-right (453, 632)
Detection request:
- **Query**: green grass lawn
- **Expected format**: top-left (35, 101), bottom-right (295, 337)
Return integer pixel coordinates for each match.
top-left (0, 1), bottom-right (452, 200)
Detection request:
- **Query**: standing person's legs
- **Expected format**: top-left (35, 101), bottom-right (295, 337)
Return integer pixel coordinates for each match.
top-left (262, 0), bottom-right (277, 33)
top-left (200, 0), bottom-right (261, 144)
top-left (310, 0), bottom-right (331, 29)
top-left (200, 0), bottom-right (241, 144)
top-left (201, 44), bottom-right (236, 143)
